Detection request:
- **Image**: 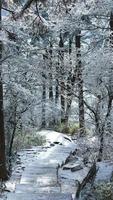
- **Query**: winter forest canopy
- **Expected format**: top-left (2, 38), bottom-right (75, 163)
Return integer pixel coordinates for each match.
top-left (1, 0), bottom-right (113, 195)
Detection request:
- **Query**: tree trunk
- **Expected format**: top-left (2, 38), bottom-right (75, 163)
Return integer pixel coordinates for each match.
top-left (55, 78), bottom-right (59, 104)
top-left (0, 1), bottom-right (8, 180)
top-left (55, 59), bottom-right (60, 105)
top-left (8, 105), bottom-right (17, 158)
top-left (97, 96), bottom-right (113, 161)
top-left (59, 33), bottom-right (66, 123)
top-left (61, 81), bottom-right (65, 123)
top-left (41, 55), bottom-right (46, 128)
top-left (65, 73), bottom-right (72, 124)
top-left (97, 10), bottom-right (113, 162)
top-left (64, 38), bottom-right (73, 124)
top-left (97, 131), bottom-right (104, 162)
top-left (48, 43), bottom-right (54, 127)
top-left (94, 112), bottom-right (103, 162)
top-left (110, 11), bottom-right (113, 47)
top-left (55, 61), bottom-right (60, 125)
top-left (41, 82), bottom-right (46, 128)
top-left (76, 32), bottom-right (85, 136)
top-left (75, 162), bottom-right (97, 199)
top-left (106, 11), bottom-right (113, 133)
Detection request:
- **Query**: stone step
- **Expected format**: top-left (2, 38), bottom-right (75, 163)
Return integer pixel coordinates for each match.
top-left (20, 175), bottom-right (57, 186)
top-left (15, 184), bottom-right (61, 193)
top-left (7, 193), bottom-right (72, 200)
top-left (23, 167), bottom-right (57, 175)
top-left (28, 161), bottom-right (58, 168)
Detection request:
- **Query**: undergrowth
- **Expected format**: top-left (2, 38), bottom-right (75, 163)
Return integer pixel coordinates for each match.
top-left (54, 122), bottom-right (79, 135)
top-left (93, 182), bottom-right (113, 200)
top-left (13, 131), bottom-right (46, 151)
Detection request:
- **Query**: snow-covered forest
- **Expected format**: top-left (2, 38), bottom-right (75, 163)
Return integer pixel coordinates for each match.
top-left (1, 0), bottom-right (113, 199)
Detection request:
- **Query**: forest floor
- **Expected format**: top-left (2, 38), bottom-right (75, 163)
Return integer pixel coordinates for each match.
top-left (1, 130), bottom-right (113, 200)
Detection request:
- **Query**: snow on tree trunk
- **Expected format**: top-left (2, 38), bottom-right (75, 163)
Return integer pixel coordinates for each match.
top-left (41, 55), bottom-right (46, 128)
top-left (64, 38), bottom-right (73, 124)
top-left (59, 33), bottom-right (66, 123)
top-left (0, 1), bottom-right (8, 180)
top-left (48, 43), bottom-right (55, 127)
top-left (98, 11), bottom-right (113, 161)
top-left (76, 32), bottom-right (85, 136)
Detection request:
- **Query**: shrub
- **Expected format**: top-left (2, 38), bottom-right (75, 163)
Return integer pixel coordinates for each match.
top-left (94, 182), bottom-right (113, 200)
top-left (54, 122), bottom-right (79, 135)
top-left (13, 131), bottom-right (46, 151)
top-left (69, 123), bottom-right (79, 135)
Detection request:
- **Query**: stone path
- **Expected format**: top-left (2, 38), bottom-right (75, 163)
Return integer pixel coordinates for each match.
top-left (6, 131), bottom-right (77, 200)
top-left (7, 131), bottom-right (110, 200)
top-left (7, 131), bottom-right (106, 200)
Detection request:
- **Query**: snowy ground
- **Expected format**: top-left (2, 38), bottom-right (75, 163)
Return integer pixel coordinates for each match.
top-left (4, 131), bottom-right (78, 200)
top-left (1, 130), bottom-right (113, 200)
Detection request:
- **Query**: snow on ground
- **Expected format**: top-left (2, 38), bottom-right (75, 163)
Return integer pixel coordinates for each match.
top-left (38, 130), bottom-right (74, 146)
top-left (2, 130), bottom-right (113, 200)
top-left (3, 131), bottom-right (77, 200)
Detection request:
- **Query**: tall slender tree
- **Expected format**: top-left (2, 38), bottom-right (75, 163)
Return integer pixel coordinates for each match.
top-left (76, 32), bottom-right (85, 136)
top-left (0, 0), bottom-right (8, 180)
top-left (41, 54), bottom-right (47, 128)
top-left (64, 37), bottom-right (73, 124)
top-left (59, 33), bottom-right (66, 123)
top-left (98, 11), bottom-right (113, 161)
top-left (48, 42), bottom-right (54, 127)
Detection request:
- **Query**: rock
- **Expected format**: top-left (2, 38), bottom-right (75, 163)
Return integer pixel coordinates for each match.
top-left (16, 161), bottom-right (21, 165)
top-left (95, 161), bottom-right (113, 183)
top-left (50, 143), bottom-right (55, 147)
top-left (64, 137), bottom-right (72, 142)
top-left (71, 165), bottom-right (83, 172)
top-left (83, 157), bottom-right (89, 165)
top-left (54, 141), bottom-right (62, 145)
top-left (110, 171), bottom-right (113, 182)
top-left (65, 155), bottom-right (78, 164)
top-left (63, 163), bottom-right (83, 171)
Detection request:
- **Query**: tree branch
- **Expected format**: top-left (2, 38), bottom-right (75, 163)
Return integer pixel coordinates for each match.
top-left (15, 0), bottom-right (46, 19)
top-left (2, 7), bottom-right (14, 14)
top-left (19, 0), bottom-right (34, 17)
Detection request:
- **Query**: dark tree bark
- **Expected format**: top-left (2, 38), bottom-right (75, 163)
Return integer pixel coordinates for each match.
top-left (41, 55), bottom-right (46, 128)
top-left (64, 37), bottom-right (73, 124)
top-left (76, 32), bottom-right (85, 136)
top-left (65, 73), bottom-right (72, 124)
top-left (75, 162), bottom-right (97, 199)
top-left (41, 83), bottom-right (46, 128)
top-left (59, 33), bottom-right (66, 123)
top-left (110, 11), bottom-right (113, 47)
top-left (55, 61), bottom-right (60, 125)
top-left (0, 0), bottom-right (8, 180)
top-left (55, 59), bottom-right (60, 105)
top-left (97, 92), bottom-right (113, 161)
top-left (8, 105), bottom-right (17, 158)
top-left (48, 43), bottom-right (55, 127)
top-left (55, 78), bottom-right (59, 104)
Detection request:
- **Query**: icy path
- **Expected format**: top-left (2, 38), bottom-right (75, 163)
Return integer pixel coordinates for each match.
top-left (6, 131), bottom-right (78, 200)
